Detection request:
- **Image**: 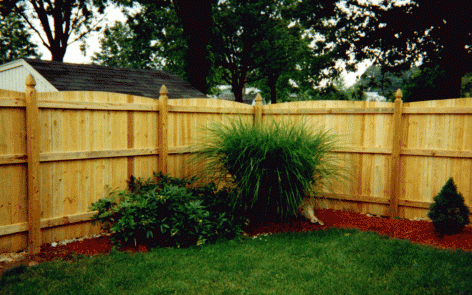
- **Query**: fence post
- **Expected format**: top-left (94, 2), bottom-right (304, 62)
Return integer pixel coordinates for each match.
top-left (254, 93), bottom-right (263, 125)
top-left (25, 74), bottom-right (41, 254)
top-left (158, 85), bottom-right (169, 175)
top-left (127, 95), bottom-right (135, 180)
top-left (389, 89), bottom-right (403, 218)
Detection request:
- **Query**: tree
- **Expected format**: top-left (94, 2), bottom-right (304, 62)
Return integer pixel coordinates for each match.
top-left (249, 17), bottom-right (307, 104)
top-left (104, 0), bottom-right (348, 102)
top-left (210, 0), bottom-right (297, 102)
top-left (91, 2), bottom-right (191, 79)
top-left (401, 65), bottom-right (448, 102)
top-left (341, 0), bottom-right (472, 101)
top-left (91, 20), bottom-right (166, 70)
top-left (355, 65), bottom-right (419, 101)
top-left (266, 0), bottom-right (368, 102)
top-left (173, 0), bottom-right (215, 94)
top-left (0, 12), bottom-right (40, 64)
top-left (113, 0), bottom-right (215, 94)
top-left (1, 0), bottom-right (107, 62)
top-left (212, 0), bottom-right (346, 103)
top-left (461, 72), bottom-right (472, 98)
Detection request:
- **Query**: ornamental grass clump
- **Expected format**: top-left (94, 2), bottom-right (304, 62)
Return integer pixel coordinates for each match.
top-left (192, 116), bottom-right (345, 222)
top-left (427, 177), bottom-right (470, 235)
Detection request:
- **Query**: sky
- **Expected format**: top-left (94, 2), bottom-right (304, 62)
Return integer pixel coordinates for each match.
top-left (32, 5), bottom-right (369, 88)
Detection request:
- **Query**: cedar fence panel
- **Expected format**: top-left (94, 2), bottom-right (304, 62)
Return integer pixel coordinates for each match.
top-left (263, 99), bottom-right (396, 216)
top-left (166, 97), bottom-right (254, 179)
top-left (1, 77), bottom-right (472, 254)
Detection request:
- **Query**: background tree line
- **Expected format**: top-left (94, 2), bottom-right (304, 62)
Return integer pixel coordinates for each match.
top-left (2, 0), bottom-right (472, 103)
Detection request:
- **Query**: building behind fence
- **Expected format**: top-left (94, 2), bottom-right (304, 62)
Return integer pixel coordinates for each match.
top-left (1, 75), bottom-right (472, 254)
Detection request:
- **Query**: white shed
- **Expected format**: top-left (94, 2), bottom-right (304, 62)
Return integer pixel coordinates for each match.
top-left (0, 59), bottom-right (58, 93)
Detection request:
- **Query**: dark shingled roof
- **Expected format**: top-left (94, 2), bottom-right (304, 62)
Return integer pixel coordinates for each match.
top-left (23, 58), bottom-right (207, 99)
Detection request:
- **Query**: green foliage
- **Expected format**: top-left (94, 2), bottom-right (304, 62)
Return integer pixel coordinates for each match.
top-left (0, 13), bottom-right (40, 64)
top-left (211, 0), bottom-right (345, 103)
top-left (191, 116), bottom-right (345, 222)
top-left (341, 0), bottom-right (472, 100)
top-left (461, 72), bottom-right (472, 98)
top-left (344, 83), bottom-right (366, 101)
top-left (427, 178), bottom-right (470, 235)
top-left (402, 65), bottom-right (448, 102)
top-left (96, 0), bottom-right (347, 100)
top-left (89, 173), bottom-right (246, 248)
top-left (90, 21), bottom-right (163, 70)
top-left (355, 66), bottom-right (419, 102)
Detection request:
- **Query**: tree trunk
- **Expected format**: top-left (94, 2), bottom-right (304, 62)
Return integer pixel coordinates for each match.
top-left (233, 82), bottom-right (245, 103)
top-left (436, 18), bottom-right (471, 100)
top-left (436, 72), bottom-right (463, 100)
top-left (268, 72), bottom-right (280, 104)
top-left (50, 45), bottom-right (66, 62)
top-left (174, 0), bottom-right (214, 94)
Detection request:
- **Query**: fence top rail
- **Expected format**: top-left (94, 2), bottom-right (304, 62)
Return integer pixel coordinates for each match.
top-left (263, 107), bottom-right (395, 115)
top-left (0, 89), bottom-right (24, 98)
top-left (3, 99), bottom-right (472, 115)
top-left (402, 106), bottom-right (472, 114)
top-left (2, 89), bottom-right (472, 114)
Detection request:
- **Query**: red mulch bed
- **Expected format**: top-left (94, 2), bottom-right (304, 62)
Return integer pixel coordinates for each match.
top-left (2, 209), bottom-right (472, 275)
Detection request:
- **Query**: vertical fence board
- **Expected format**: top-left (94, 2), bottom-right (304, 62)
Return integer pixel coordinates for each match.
top-left (388, 90), bottom-right (403, 218)
top-left (158, 86), bottom-right (169, 176)
top-left (127, 95), bottom-right (135, 180)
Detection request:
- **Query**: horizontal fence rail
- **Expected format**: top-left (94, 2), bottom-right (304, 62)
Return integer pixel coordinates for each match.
top-left (1, 75), bottom-right (472, 254)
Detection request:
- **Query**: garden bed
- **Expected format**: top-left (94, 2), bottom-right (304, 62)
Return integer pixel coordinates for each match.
top-left (2, 208), bottom-right (472, 276)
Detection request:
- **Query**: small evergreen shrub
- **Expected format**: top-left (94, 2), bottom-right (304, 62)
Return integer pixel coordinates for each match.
top-left (90, 173), bottom-right (246, 248)
top-left (427, 177), bottom-right (470, 235)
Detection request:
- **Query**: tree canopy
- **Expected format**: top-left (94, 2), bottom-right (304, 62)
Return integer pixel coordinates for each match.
top-left (99, 0), bottom-right (347, 102)
top-left (341, 0), bottom-right (472, 101)
top-left (0, 12), bottom-right (40, 64)
top-left (354, 65), bottom-right (419, 101)
top-left (210, 0), bottom-right (306, 102)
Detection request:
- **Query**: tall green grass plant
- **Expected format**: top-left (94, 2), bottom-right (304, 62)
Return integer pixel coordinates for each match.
top-left (191, 115), bottom-right (346, 221)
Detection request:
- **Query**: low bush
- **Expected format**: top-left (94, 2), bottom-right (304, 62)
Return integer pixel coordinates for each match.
top-left (89, 173), bottom-right (247, 248)
top-left (427, 177), bottom-right (470, 235)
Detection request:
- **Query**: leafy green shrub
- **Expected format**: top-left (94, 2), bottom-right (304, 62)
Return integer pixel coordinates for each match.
top-left (427, 177), bottom-right (470, 235)
top-left (89, 174), bottom-right (246, 248)
top-left (191, 115), bottom-right (345, 222)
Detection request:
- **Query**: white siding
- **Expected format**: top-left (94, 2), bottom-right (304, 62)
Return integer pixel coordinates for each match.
top-left (0, 60), bottom-right (58, 93)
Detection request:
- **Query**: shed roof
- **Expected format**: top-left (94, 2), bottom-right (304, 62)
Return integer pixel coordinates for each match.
top-left (0, 59), bottom-right (206, 99)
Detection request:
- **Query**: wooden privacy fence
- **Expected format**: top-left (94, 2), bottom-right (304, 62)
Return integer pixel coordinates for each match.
top-left (1, 75), bottom-right (472, 254)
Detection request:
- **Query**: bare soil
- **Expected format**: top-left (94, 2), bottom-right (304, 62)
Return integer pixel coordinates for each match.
top-left (2, 209), bottom-right (472, 276)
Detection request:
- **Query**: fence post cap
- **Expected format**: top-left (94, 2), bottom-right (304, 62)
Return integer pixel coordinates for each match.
top-left (395, 89), bottom-right (403, 100)
top-left (160, 85), bottom-right (168, 95)
top-left (25, 74), bottom-right (36, 87)
top-left (255, 93), bottom-right (262, 102)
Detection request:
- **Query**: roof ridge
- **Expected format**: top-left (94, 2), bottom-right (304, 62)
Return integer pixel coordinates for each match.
top-left (22, 58), bottom-right (175, 75)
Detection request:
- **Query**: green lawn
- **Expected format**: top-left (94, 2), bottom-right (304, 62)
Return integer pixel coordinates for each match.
top-left (1, 228), bottom-right (472, 295)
